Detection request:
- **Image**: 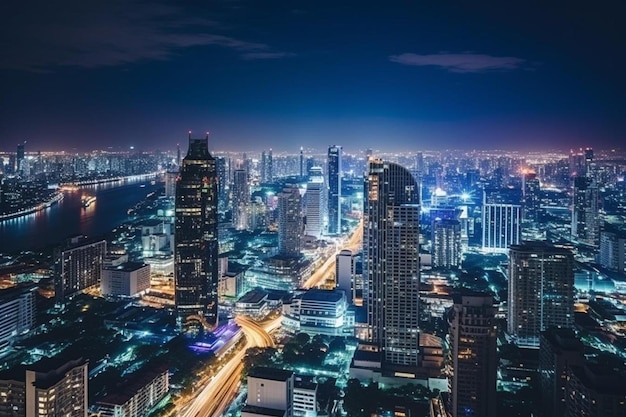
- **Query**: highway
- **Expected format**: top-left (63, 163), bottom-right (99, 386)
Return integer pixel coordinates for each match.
top-left (178, 316), bottom-right (281, 417)
top-left (302, 219), bottom-right (363, 289)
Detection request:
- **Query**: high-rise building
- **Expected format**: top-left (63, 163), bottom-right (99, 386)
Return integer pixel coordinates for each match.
top-left (508, 242), bottom-right (575, 347)
top-left (261, 151), bottom-right (268, 183)
top-left (522, 172), bottom-right (541, 222)
top-left (216, 156), bottom-right (228, 212)
top-left (16, 142), bottom-right (25, 176)
top-left (599, 230), bottom-right (626, 273)
top-left (432, 219), bottom-right (462, 269)
top-left (327, 145), bottom-right (342, 235)
top-left (0, 284), bottom-right (35, 350)
top-left (566, 361), bottom-right (626, 417)
top-left (481, 188), bottom-right (521, 253)
top-left (299, 146), bottom-right (304, 178)
top-left (233, 168), bottom-right (250, 230)
top-left (364, 159), bottom-right (420, 371)
top-left (305, 167), bottom-right (325, 239)
top-left (336, 250), bottom-right (355, 304)
top-left (54, 236), bottom-right (107, 301)
top-left (278, 184), bottom-right (302, 258)
top-left (571, 176), bottom-right (599, 247)
top-left (174, 133), bottom-right (219, 329)
top-left (0, 357), bottom-right (89, 417)
top-left (449, 293), bottom-right (497, 417)
top-left (539, 328), bottom-right (584, 417)
top-left (268, 149), bottom-right (273, 182)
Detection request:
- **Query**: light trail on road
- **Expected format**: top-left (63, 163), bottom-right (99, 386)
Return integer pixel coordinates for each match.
top-left (178, 316), bottom-right (281, 417)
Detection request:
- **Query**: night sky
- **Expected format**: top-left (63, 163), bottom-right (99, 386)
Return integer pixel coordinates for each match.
top-left (1, 0), bottom-right (625, 153)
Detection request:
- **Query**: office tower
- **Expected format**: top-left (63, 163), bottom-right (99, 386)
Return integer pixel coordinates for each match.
top-left (243, 368), bottom-right (294, 417)
top-left (268, 149), bottom-right (273, 182)
top-left (299, 146), bottom-right (304, 178)
top-left (336, 250), bottom-right (355, 304)
top-left (305, 167), bottom-right (325, 238)
top-left (174, 133), bottom-right (219, 329)
top-left (0, 357), bottom-right (89, 417)
top-left (261, 151), bottom-right (268, 183)
top-left (233, 168), bottom-right (250, 230)
top-left (565, 362), bottom-right (626, 417)
top-left (481, 188), bottom-right (521, 253)
top-left (571, 176), bottom-right (599, 247)
top-left (278, 184), bottom-right (302, 258)
top-left (522, 171), bottom-right (541, 222)
top-left (539, 328), bottom-right (584, 417)
top-left (449, 293), bottom-right (497, 417)
top-left (164, 171), bottom-right (178, 198)
top-left (242, 152), bottom-right (251, 180)
top-left (327, 145), bottom-right (342, 235)
top-left (599, 230), bottom-right (626, 273)
top-left (16, 141), bottom-right (25, 176)
top-left (54, 236), bottom-right (107, 301)
top-left (432, 219), bottom-right (462, 269)
top-left (508, 242), bottom-right (574, 347)
top-left (365, 159), bottom-right (420, 371)
top-left (0, 284), bottom-right (35, 350)
top-left (568, 149), bottom-right (586, 178)
top-left (216, 156), bottom-right (228, 212)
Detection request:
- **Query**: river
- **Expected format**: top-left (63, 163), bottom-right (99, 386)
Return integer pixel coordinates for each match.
top-left (0, 179), bottom-right (162, 253)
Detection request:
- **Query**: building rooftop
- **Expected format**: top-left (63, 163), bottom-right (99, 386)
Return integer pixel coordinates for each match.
top-left (242, 405), bottom-right (286, 417)
top-left (300, 288), bottom-right (345, 303)
top-left (248, 367), bottom-right (294, 381)
top-left (98, 362), bottom-right (169, 406)
top-left (104, 261), bottom-right (149, 272)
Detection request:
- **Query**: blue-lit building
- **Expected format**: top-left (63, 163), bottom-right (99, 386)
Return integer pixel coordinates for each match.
top-left (282, 289), bottom-right (353, 336)
top-left (327, 145), bottom-right (342, 234)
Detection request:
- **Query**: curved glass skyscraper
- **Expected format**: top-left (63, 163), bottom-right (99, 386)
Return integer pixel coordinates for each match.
top-left (364, 159), bottom-right (421, 371)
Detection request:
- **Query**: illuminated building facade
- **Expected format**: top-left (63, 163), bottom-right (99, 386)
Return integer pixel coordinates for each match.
top-left (327, 145), bottom-right (342, 234)
top-left (432, 218), bottom-right (462, 269)
top-left (508, 242), bottom-right (574, 347)
top-left (278, 184), bottom-right (302, 258)
top-left (174, 133), bottom-right (219, 329)
top-left (364, 159), bottom-right (421, 371)
top-left (481, 188), bottom-right (521, 253)
top-left (449, 293), bottom-right (497, 417)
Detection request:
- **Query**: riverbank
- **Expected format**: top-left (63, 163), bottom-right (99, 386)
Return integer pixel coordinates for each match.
top-left (0, 192), bottom-right (64, 222)
top-left (59, 172), bottom-right (162, 187)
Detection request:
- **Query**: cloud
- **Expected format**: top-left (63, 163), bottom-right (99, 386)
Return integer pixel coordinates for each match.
top-left (0, 0), bottom-right (289, 71)
top-left (389, 52), bottom-right (526, 73)
top-left (240, 52), bottom-right (296, 60)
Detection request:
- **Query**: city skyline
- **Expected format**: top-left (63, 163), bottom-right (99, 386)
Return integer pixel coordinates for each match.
top-left (1, 1), bottom-right (625, 152)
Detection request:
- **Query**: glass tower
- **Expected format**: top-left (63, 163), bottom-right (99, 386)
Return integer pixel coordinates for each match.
top-left (174, 133), bottom-right (219, 329)
top-left (327, 145), bottom-right (342, 234)
top-left (364, 159), bottom-right (421, 370)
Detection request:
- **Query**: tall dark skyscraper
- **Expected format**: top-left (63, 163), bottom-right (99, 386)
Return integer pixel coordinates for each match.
top-left (268, 149), bottom-right (274, 182)
top-left (16, 141), bottom-right (25, 176)
top-left (174, 133), bottom-right (219, 329)
top-left (327, 145), bottom-right (342, 235)
top-left (364, 159), bottom-right (421, 372)
top-left (299, 146), bottom-right (304, 178)
top-left (571, 176), bottom-right (599, 248)
top-left (522, 171), bottom-right (541, 222)
top-left (449, 293), bottom-right (497, 417)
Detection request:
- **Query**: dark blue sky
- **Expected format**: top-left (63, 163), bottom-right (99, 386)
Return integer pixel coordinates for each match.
top-left (1, 0), bottom-right (625, 152)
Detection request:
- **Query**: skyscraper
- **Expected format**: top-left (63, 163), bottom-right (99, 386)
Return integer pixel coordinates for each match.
top-left (299, 146), bottom-right (304, 178)
top-left (364, 159), bottom-right (420, 371)
top-left (233, 168), bottom-right (250, 230)
top-left (449, 293), bottom-right (497, 417)
top-left (54, 236), bottom-right (107, 301)
top-left (268, 149), bottom-right (274, 182)
top-left (174, 133), bottom-right (219, 329)
top-left (571, 176), bottom-right (599, 247)
top-left (261, 151), bottom-right (268, 183)
top-left (16, 141), bottom-right (25, 176)
top-left (508, 241), bottom-right (575, 347)
top-left (327, 145), bottom-right (342, 235)
top-left (278, 184), bottom-right (302, 258)
top-left (522, 171), bottom-right (541, 222)
top-left (481, 188), bottom-right (521, 253)
top-left (432, 219), bottom-right (462, 269)
top-left (305, 166), bottom-right (325, 239)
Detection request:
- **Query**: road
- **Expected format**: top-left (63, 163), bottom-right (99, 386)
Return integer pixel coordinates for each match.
top-left (302, 219), bottom-right (363, 289)
top-left (178, 316), bottom-right (282, 417)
